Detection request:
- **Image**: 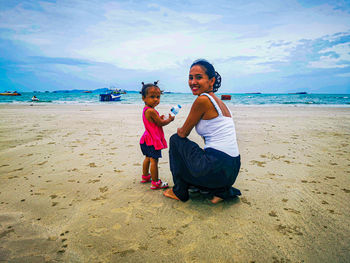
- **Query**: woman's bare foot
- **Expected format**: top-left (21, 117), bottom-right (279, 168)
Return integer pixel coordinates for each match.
top-left (163, 188), bottom-right (180, 201)
top-left (210, 196), bottom-right (223, 204)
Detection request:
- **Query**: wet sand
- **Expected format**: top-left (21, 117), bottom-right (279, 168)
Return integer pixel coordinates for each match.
top-left (0, 104), bottom-right (349, 262)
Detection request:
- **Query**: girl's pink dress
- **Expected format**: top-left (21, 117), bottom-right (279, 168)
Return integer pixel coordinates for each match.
top-left (140, 106), bottom-right (167, 150)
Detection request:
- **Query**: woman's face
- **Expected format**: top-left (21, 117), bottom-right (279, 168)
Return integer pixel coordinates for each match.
top-left (188, 65), bottom-right (215, 96)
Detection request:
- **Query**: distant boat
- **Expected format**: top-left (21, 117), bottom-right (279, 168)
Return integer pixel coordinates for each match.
top-left (99, 87), bottom-right (123, 101)
top-left (245, 92), bottom-right (261, 94)
top-left (221, 94), bottom-right (231, 100)
top-left (0, 91), bottom-right (21, 96)
top-left (99, 93), bottom-right (121, 101)
top-left (83, 91), bottom-right (92, 93)
top-left (288, 92), bottom-right (308, 94)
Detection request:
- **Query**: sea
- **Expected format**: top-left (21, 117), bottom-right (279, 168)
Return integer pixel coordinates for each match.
top-left (1, 92), bottom-right (350, 107)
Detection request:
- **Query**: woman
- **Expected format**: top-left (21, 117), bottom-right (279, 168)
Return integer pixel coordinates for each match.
top-left (163, 59), bottom-right (241, 204)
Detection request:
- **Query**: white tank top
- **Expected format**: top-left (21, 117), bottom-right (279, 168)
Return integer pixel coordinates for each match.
top-left (195, 93), bottom-right (239, 157)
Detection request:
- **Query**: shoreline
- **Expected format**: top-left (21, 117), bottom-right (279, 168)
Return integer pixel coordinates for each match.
top-left (0, 104), bottom-right (349, 262)
top-left (1, 102), bottom-right (350, 108)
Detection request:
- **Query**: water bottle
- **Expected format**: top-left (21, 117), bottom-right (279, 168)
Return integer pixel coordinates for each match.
top-left (170, 104), bottom-right (182, 116)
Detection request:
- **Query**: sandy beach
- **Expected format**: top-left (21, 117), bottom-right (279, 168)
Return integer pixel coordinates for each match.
top-left (0, 104), bottom-right (349, 262)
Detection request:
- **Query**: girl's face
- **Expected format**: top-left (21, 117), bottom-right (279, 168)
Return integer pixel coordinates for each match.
top-left (188, 65), bottom-right (215, 96)
top-left (142, 86), bottom-right (161, 108)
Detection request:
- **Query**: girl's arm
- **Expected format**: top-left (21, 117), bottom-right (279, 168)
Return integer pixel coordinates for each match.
top-left (177, 96), bottom-right (207, 138)
top-left (145, 109), bottom-right (174, 126)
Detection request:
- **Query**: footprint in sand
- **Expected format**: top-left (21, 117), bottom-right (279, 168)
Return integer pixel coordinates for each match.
top-left (283, 208), bottom-right (300, 214)
top-left (240, 197), bottom-right (251, 206)
top-left (57, 231), bottom-right (70, 253)
top-left (0, 228), bottom-right (15, 238)
top-left (91, 195), bottom-right (107, 201)
top-left (12, 167), bottom-right (24, 172)
top-left (250, 160), bottom-right (266, 167)
top-left (269, 211), bottom-right (278, 217)
top-left (276, 224), bottom-right (303, 237)
top-left (99, 186), bottom-right (108, 193)
top-left (112, 249), bottom-right (136, 257)
top-left (87, 179), bottom-right (100, 183)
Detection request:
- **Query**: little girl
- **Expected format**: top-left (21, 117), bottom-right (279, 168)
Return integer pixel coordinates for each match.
top-left (140, 81), bottom-right (174, 189)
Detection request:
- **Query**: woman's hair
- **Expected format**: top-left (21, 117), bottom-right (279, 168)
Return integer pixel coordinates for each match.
top-left (140, 80), bottom-right (160, 97)
top-left (190, 59), bottom-right (221, 92)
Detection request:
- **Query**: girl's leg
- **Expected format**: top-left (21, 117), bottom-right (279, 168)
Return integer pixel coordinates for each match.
top-left (141, 157), bottom-right (151, 183)
top-left (149, 157), bottom-right (159, 182)
top-left (150, 158), bottom-right (168, 189)
top-left (142, 157), bottom-right (150, 176)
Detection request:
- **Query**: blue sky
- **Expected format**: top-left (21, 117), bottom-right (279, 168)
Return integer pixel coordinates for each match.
top-left (0, 0), bottom-right (349, 93)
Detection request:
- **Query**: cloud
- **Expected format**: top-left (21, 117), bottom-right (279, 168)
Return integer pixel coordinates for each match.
top-left (28, 56), bottom-right (92, 65)
top-left (0, 0), bottom-right (349, 93)
top-left (308, 39), bottom-right (350, 69)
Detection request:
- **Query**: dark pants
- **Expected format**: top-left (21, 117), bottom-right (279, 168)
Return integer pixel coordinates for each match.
top-left (169, 134), bottom-right (241, 202)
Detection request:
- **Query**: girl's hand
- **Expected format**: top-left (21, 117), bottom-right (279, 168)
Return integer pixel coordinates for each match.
top-left (145, 108), bottom-right (174, 126)
top-left (168, 114), bottom-right (175, 122)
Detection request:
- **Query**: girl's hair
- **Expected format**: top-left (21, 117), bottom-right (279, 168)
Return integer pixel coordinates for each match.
top-left (190, 59), bottom-right (222, 92)
top-left (140, 80), bottom-right (160, 97)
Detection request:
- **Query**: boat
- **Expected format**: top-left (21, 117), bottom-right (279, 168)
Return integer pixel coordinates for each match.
top-left (288, 92), bottom-right (308, 94)
top-left (31, 96), bottom-right (39, 101)
top-left (83, 91), bottom-right (92, 93)
top-left (99, 93), bottom-right (121, 101)
top-left (221, 94), bottom-right (231, 100)
top-left (0, 91), bottom-right (21, 96)
top-left (99, 87), bottom-right (123, 101)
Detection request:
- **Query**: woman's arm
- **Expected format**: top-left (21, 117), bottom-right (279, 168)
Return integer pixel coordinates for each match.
top-left (145, 109), bottom-right (174, 126)
top-left (177, 96), bottom-right (208, 138)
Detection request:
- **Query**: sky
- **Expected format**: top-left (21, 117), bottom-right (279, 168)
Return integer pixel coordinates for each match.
top-left (0, 0), bottom-right (349, 93)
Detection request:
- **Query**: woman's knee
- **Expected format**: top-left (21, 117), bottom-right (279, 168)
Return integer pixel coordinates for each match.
top-left (170, 133), bottom-right (180, 146)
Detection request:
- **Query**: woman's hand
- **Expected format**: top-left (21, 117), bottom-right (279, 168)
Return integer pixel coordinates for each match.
top-left (177, 127), bottom-right (186, 138)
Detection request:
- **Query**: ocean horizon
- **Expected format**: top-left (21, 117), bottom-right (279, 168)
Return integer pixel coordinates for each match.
top-left (0, 91), bottom-right (349, 106)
